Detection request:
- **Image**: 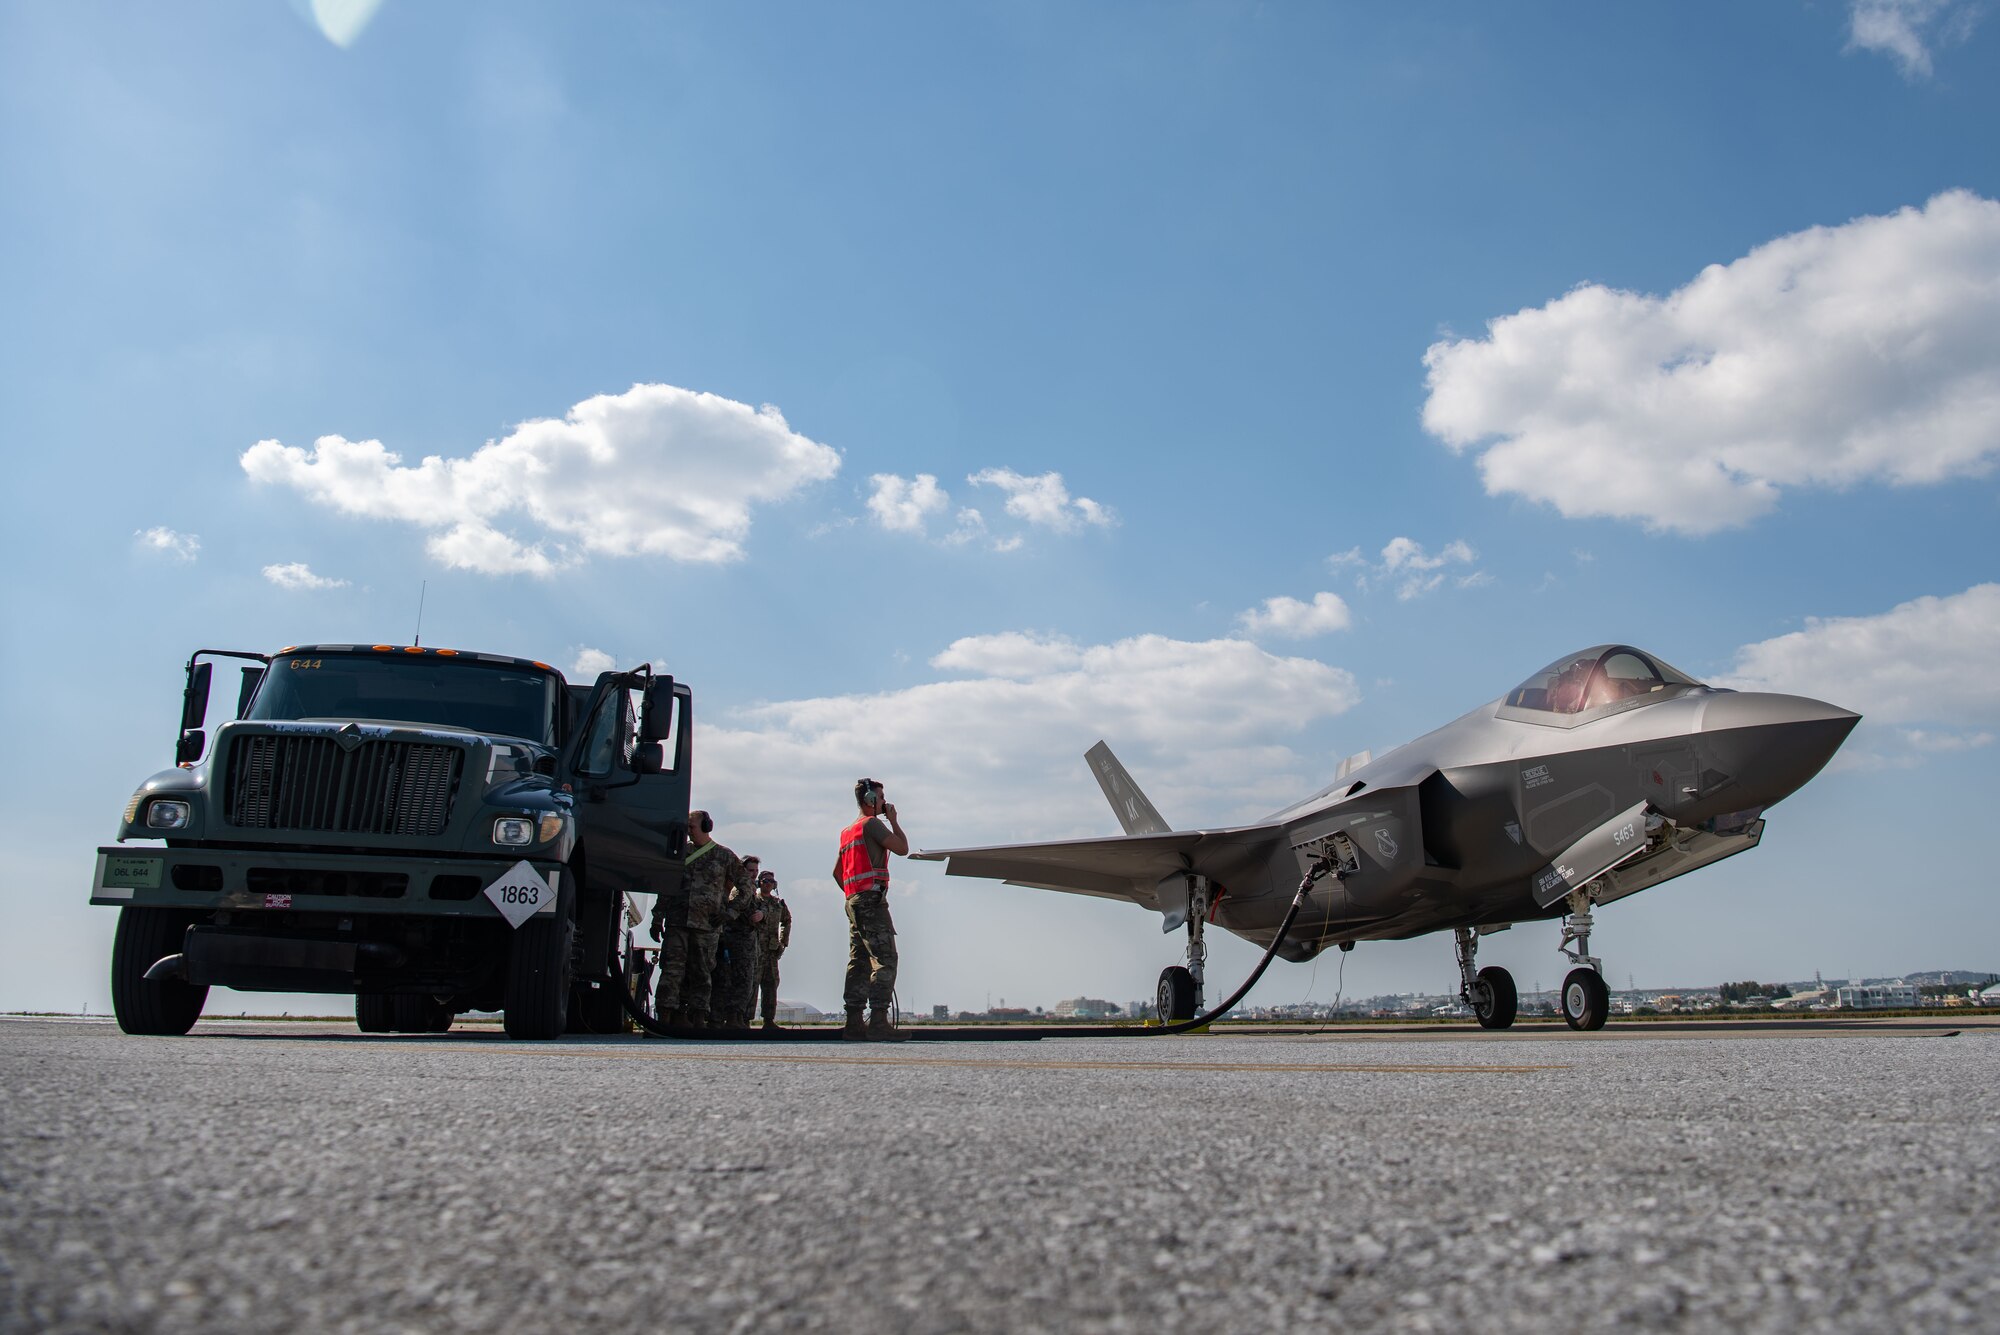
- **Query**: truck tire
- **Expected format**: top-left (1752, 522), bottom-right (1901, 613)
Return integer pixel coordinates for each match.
top-left (359, 993), bottom-right (456, 1033)
top-left (504, 909), bottom-right (573, 1039)
top-left (111, 907), bottom-right (207, 1036)
top-left (568, 890), bottom-right (628, 1035)
top-left (356, 993), bottom-right (396, 1033)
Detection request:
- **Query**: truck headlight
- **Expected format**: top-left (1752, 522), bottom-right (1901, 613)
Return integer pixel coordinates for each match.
top-left (145, 800), bottom-right (192, 830)
top-left (493, 816), bottom-right (536, 846)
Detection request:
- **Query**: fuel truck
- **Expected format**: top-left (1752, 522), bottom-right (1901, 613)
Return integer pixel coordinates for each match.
top-left (90, 644), bottom-right (690, 1039)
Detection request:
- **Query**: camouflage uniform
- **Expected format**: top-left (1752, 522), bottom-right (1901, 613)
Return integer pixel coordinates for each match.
top-left (754, 886), bottom-right (792, 1025)
top-left (713, 867), bottom-right (763, 1029)
top-left (651, 839), bottom-right (744, 1026)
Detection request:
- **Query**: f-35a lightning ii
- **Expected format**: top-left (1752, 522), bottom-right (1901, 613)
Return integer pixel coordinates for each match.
top-left (913, 645), bottom-right (1859, 1031)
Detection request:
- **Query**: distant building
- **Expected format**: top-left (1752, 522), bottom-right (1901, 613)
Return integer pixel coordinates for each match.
top-left (931, 1004), bottom-right (950, 1021)
top-left (774, 1000), bottom-right (824, 1024)
top-left (1050, 997), bottom-right (1122, 1019)
top-left (1837, 982), bottom-right (1917, 1010)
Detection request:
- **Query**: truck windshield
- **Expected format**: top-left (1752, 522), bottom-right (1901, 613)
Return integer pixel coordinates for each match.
top-left (245, 655), bottom-right (560, 745)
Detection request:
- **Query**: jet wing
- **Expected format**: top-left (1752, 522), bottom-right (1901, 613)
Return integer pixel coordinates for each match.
top-left (912, 824), bottom-right (1281, 911)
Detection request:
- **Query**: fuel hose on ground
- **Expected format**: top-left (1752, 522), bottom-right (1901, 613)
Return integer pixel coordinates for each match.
top-left (588, 860), bottom-right (1330, 1043)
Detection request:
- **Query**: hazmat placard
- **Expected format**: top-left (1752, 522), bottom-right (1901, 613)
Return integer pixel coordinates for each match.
top-left (484, 861), bottom-right (554, 928)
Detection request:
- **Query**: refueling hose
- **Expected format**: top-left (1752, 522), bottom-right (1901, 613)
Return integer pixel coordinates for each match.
top-left (587, 860), bottom-right (1331, 1043)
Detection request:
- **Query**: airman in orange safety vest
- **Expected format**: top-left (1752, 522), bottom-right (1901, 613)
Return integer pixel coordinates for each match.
top-left (833, 777), bottom-right (908, 1041)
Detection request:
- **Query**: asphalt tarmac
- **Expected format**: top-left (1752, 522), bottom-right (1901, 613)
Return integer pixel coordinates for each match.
top-left (4, 1017), bottom-right (1996, 1332)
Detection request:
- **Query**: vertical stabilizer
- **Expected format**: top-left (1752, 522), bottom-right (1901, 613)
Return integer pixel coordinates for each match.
top-left (1085, 740), bottom-right (1171, 835)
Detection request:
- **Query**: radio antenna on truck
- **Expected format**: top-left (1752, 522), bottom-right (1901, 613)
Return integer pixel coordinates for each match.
top-left (413, 580), bottom-right (427, 647)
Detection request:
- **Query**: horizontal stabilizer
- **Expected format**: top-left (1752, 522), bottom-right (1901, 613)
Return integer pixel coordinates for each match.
top-left (1085, 741), bottom-right (1170, 835)
top-left (914, 823), bottom-right (1281, 911)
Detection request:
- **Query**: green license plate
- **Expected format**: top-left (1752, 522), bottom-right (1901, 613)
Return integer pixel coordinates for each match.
top-left (102, 854), bottom-right (163, 889)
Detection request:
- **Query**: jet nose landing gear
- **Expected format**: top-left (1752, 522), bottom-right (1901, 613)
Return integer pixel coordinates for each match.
top-left (1557, 886), bottom-right (1609, 1031)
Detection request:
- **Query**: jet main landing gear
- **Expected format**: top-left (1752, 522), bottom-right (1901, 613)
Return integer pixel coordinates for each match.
top-left (1454, 926), bottom-right (1517, 1030)
top-left (1156, 874), bottom-right (1211, 1023)
top-left (1557, 886), bottom-right (1609, 1031)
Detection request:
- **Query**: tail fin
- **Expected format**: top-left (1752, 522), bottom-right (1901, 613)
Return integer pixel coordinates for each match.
top-left (1085, 740), bottom-right (1171, 835)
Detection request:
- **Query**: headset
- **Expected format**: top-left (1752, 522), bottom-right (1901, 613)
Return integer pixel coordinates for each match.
top-left (690, 810), bottom-right (713, 834)
top-left (858, 779), bottom-right (884, 809)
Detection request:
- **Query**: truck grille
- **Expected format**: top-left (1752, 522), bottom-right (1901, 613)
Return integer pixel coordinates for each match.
top-left (225, 735), bottom-right (465, 837)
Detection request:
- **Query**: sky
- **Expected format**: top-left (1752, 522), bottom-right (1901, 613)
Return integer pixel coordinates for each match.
top-left (3, 1), bottom-right (1997, 1017)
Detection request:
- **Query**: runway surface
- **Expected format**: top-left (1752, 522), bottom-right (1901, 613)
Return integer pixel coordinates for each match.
top-left (4, 1017), bottom-right (1996, 1332)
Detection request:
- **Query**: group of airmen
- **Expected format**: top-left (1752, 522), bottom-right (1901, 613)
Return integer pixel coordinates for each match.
top-left (642, 779), bottom-right (909, 1041)
top-left (646, 808), bottom-right (793, 1031)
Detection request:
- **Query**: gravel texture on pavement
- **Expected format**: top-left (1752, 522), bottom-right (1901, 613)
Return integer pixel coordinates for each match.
top-left (2, 1017), bottom-right (1995, 1333)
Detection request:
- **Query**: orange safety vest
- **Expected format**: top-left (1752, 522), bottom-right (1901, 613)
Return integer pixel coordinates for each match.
top-left (837, 817), bottom-right (889, 897)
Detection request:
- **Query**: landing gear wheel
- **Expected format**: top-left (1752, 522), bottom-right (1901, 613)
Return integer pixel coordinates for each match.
top-left (1156, 965), bottom-right (1197, 1023)
top-left (1472, 965), bottom-right (1517, 1030)
top-left (110, 908), bottom-right (207, 1036)
top-left (504, 907), bottom-right (574, 1040)
top-left (1562, 967), bottom-right (1609, 1031)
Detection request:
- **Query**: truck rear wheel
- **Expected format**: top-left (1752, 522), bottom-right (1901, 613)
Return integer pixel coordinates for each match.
top-left (569, 893), bottom-right (629, 1034)
top-left (111, 908), bottom-right (207, 1036)
top-left (504, 909), bottom-right (573, 1039)
top-left (358, 993), bottom-right (456, 1033)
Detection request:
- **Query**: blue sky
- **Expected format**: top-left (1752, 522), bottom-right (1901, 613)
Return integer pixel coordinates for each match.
top-left (5, 1), bottom-right (1996, 1016)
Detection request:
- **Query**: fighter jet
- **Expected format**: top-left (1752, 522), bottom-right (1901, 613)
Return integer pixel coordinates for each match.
top-left (913, 645), bottom-right (1858, 1030)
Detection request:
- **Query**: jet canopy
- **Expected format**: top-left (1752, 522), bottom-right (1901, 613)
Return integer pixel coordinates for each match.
top-left (1502, 645), bottom-right (1705, 718)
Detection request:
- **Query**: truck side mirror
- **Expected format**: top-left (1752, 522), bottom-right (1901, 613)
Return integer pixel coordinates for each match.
top-left (639, 676), bottom-right (676, 744)
top-left (176, 661), bottom-right (212, 764)
top-left (236, 666), bottom-right (264, 717)
top-left (180, 661), bottom-right (212, 735)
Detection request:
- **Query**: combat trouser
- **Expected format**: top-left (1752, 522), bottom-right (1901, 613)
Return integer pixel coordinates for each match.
top-left (757, 957), bottom-right (782, 1025)
top-left (714, 931), bottom-right (760, 1028)
top-left (657, 926), bottom-right (720, 1022)
top-left (842, 889), bottom-right (898, 1011)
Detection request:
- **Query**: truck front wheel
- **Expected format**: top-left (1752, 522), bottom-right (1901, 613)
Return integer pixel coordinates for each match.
top-left (503, 909), bottom-right (573, 1039)
top-left (111, 907), bottom-right (207, 1036)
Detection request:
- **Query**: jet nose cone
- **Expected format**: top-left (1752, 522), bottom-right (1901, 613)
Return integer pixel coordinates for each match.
top-left (1694, 691), bottom-right (1861, 813)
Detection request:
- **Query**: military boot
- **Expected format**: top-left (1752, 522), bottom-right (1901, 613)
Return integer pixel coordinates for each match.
top-left (761, 1018), bottom-right (780, 1032)
top-left (866, 1009), bottom-right (908, 1042)
top-left (654, 1007), bottom-right (678, 1034)
top-left (842, 1008), bottom-right (867, 1041)
top-left (684, 1008), bottom-right (710, 1032)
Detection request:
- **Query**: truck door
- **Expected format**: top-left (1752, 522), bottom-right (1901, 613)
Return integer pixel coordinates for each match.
top-left (563, 672), bottom-right (690, 905)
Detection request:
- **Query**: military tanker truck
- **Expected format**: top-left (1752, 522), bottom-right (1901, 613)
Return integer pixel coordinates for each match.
top-left (90, 644), bottom-right (689, 1039)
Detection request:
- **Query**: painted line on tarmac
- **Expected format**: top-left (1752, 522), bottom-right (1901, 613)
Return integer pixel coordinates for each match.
top-left (475, 1047), bottom-right (1566, 1074)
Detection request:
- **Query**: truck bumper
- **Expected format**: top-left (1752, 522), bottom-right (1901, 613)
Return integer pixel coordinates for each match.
top-left (91, 846), bottom-right (564, 921)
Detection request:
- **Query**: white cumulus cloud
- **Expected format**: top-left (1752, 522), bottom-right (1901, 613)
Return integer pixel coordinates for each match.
top-left (700, 631), bottom-right (1362, 858)
top-left (1846, 0), bottom-right (1980, 78)
top-left (262, 562), bottom-right (349, 591)
top-left (135, 527), bottom-right (199, 562)
top-left (1719, 584), bottom-right (2000, 764)
top-left (1330, 537), bottom-right (1484, 600)
top-left (1422, 191), bottom-right (2000, 534)
top-left (932, 631), bottom-right (1085, 680)
top-left (968, 468), bottom-right (1117, 532)
top-left (241, 383), bottom-right (842, 575)
top-left (1237, 592), bottom-right (1353, 640)
top-left (866, 473), bottom-right (951, 534)
top-left (571, 647), bottom-right (617, 678)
